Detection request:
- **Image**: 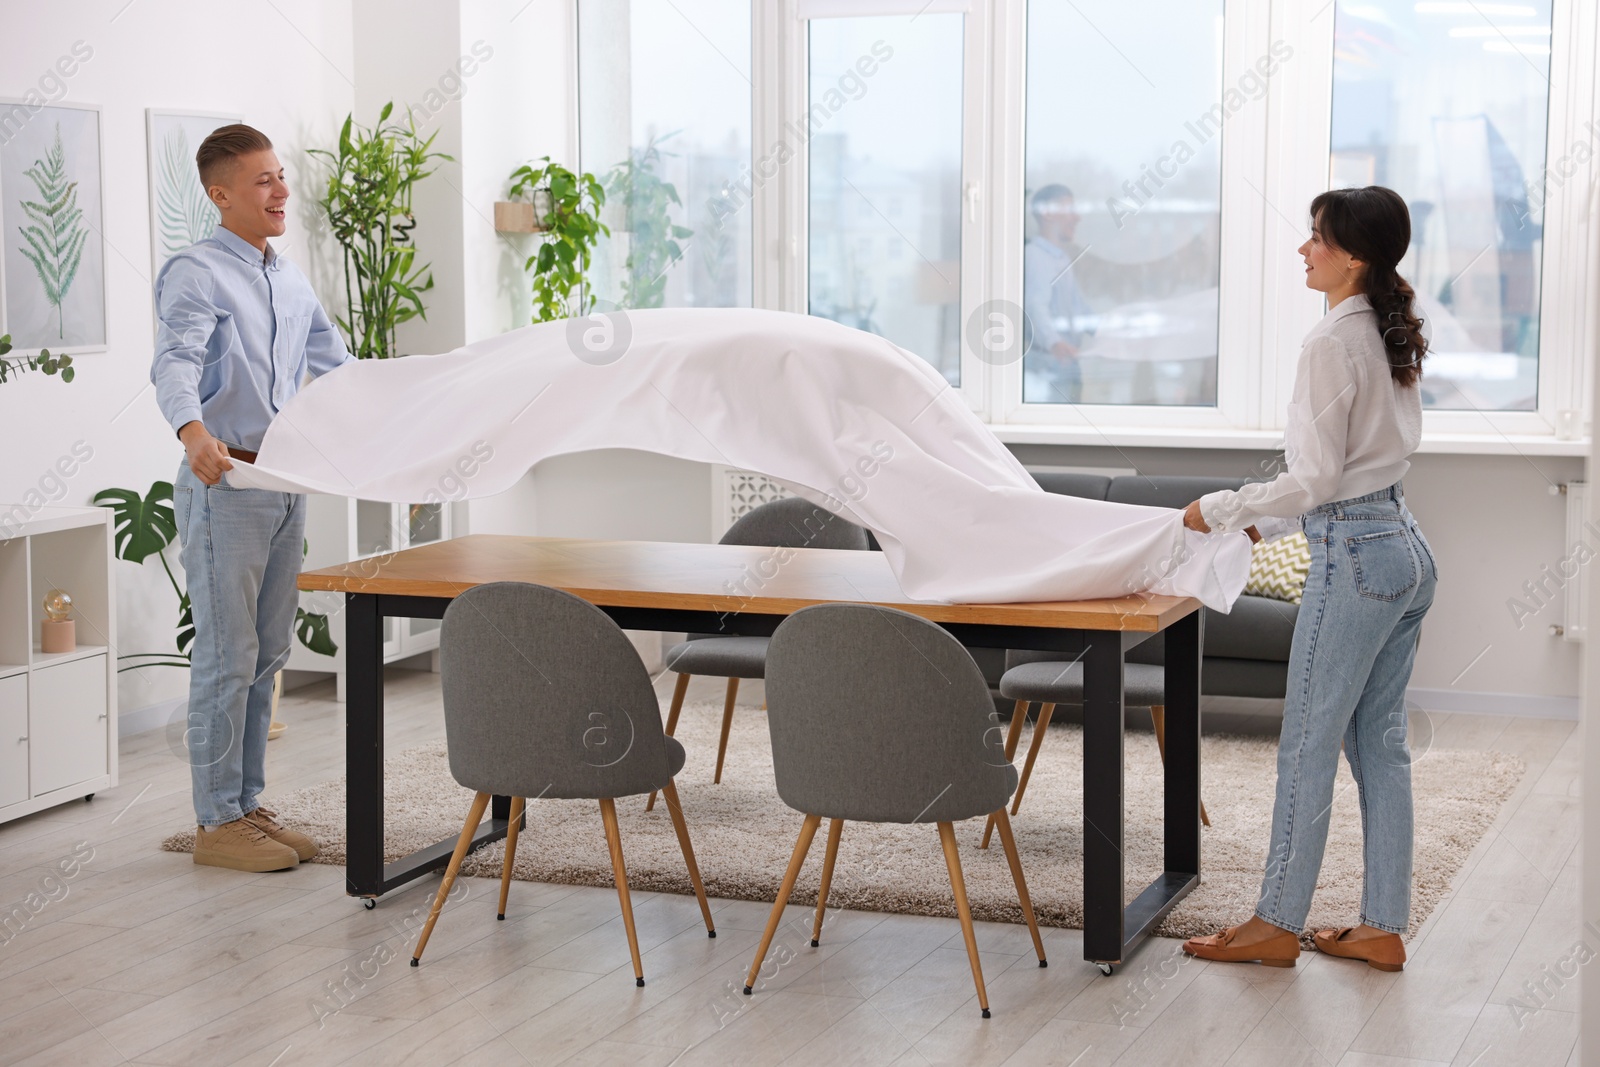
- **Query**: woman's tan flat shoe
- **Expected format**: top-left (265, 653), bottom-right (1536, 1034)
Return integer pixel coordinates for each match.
top-left (1314, 927), bottom-right (1405, 971)
top-left (1182, 924), bottom-right (1300, 967)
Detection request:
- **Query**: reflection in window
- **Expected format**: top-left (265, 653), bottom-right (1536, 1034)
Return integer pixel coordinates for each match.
top-left (808, 15), bottom-right (963, 385)
top-left (1331, 1), bottom-right (1552, 412)
top-left (1022, 2), bottom-right (1227, 406)
top-left (577, 0), bottom-right (752, 309)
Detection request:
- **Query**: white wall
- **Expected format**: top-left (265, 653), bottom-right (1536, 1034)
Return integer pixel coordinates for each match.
top-left (0, 0), bottom-right (354, 726)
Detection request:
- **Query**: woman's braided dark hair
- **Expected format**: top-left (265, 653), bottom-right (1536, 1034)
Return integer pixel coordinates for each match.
top-left (1309, 186), bottom-right (1428, 387)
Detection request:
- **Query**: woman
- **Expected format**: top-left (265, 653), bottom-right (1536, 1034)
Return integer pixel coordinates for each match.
top-left (1179, 185), bottom-right (1438, 971)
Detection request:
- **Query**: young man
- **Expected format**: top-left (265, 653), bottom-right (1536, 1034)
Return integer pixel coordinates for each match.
top-left (150, 124), bottom-right (352, 872)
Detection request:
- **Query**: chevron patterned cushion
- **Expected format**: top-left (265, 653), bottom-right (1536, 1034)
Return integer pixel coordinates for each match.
top-left (1245, 531), bottom-right (1311, 604)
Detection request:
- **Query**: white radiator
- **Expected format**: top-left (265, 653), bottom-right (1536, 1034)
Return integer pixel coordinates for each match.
top-left (1563, 480), bottom-right (1588, 643)
top-left (711, 465), bottom-right (791, 540)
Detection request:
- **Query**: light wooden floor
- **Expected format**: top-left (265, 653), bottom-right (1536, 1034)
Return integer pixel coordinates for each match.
top-left (0, 667), bottom-right (1583, 1067)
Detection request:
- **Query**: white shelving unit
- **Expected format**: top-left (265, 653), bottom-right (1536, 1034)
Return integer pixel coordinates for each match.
top-left (286, 495), bottom-right (464, 702)
top-left (0, 505), bottom-right (117, 822)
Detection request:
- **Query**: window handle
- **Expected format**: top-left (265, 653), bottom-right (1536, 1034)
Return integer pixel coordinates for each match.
top-left (965, 181), bottom-right (981, 223)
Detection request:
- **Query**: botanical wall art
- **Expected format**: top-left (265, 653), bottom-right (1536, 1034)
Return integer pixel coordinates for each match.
top-left (146, 109), bottom-right (241, 279)
top-left (0, 100), bottom-right (106, 353)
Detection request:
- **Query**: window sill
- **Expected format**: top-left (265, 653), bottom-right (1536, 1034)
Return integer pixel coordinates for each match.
top-left (988, 423), bottom-right (1591, 457)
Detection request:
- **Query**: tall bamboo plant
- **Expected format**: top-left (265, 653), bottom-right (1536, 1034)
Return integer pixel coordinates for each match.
top-left (309, 102), bottom-right (452, 358)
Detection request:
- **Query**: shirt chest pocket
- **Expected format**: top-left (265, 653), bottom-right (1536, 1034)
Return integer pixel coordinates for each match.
top-left (275, 312), bottom-right (313, 358)
top-left (271, 313), bottom-right (314, 408)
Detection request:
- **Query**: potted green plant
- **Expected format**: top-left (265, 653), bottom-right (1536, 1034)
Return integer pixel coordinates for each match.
top-left (309, 101), bottom-right (453, 359)
top-left (92, 481), bottom-right (335, 672)
top-left (506, 157), bottom-right (608, 323)
top-left (604, 132), bottom-right (693, 310)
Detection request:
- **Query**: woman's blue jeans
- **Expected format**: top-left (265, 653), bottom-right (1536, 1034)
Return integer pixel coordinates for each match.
top-left (1254, 481), bottom-right (1438, 935)
top-left (173, 459), bottom-right (306, 827)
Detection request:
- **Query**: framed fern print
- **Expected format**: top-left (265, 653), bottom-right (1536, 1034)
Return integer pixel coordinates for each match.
top-left (145, 109), bottom-right (241, 281)
top-left (0, 99), bottom-right (107, 354)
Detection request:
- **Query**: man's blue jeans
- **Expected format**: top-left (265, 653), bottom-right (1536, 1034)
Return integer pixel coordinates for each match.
top-left (173, 458), bottom-right (306, 827)
top-left (1255, 481), bottom-right (1438, 935)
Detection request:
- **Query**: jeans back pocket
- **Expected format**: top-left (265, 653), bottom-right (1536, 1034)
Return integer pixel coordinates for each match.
top-left (1344, 527), bottom-right (1419, 601)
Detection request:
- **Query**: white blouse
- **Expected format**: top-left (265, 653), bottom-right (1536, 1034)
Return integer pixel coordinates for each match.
top-left (1198, 293), bottom-right (1423, 540)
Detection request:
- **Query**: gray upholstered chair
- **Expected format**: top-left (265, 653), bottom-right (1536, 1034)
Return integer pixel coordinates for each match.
top-left (646, 497), bottom-right (872, 811)
top-left (982, 654), bottom-right (1210, 852)
top-left (409, 581), bottom-right (716, 986)
top-left (743, 602), bottom-right (1046, 1019)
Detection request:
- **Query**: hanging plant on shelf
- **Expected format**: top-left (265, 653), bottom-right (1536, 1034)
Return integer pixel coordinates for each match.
top-left (507, 156), bottom-right (608, 323)
top-left (309, 101), bottom-right (453, 359)
top-left (0, 333), bottom-right (73, 387)
top-left (604, 132), bottom-right (693, 310)
top-left (92, 482), bottom-right (336, 671)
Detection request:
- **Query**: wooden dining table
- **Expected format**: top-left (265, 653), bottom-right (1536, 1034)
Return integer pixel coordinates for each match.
top-left (298, 533), bottom-right (1205, 973)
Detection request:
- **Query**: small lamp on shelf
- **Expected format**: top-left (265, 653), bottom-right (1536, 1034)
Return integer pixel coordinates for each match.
top-left (41, 588), bottom-right (76, 653)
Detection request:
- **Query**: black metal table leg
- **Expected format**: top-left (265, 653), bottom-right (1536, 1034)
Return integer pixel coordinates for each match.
top-left (345, 593), bottom-right (385, 900)
top-left (1081, 633), bottom-right (1125, 966)
top-left (344, 593), bottom-right (510, 901)
top-left (1164, 609), bottom-right (1203, 876)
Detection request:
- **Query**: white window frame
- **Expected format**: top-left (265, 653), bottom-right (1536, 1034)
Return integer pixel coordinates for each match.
top-left (764, 0), bottom-right (992, 412)
top-left (593, 0), bottom-right (1600, 455)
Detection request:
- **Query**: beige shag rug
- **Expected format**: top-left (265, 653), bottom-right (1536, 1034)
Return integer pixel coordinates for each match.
top-left (163, 701), bottom-right (1524, 942)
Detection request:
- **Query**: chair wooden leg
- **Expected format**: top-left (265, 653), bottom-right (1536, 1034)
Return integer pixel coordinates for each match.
top-left (411, 791), bottom-right (490, 966)
top-left (714, 677), bottom-right (739, 784)
top-left (599, 797), bottom-right (646, 986)
top-left (497, 795), bottom-right (526, 920)
top-left (744, 813), bottom-right (821, 995)
top-left (811, 818), bottom-right (844, 946)
top-left (937, 821), bottom-right (990, 1017)
top-left (646, 673), bottom-right (692, 812)
top-left (990, 808), bottom-right (1047, 967)
top-left (1151, 705), bottom-right (1209, 827)
top-left (982, 700), bottom-right (1031, 849)
top-left (1012, 702), bottom-right (1057, 815)
top-left (660, 780), bottom-right (716, 938)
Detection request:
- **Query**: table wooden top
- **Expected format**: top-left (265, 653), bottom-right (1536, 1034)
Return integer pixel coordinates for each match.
top-left (297, 534), bottom-right (1200, 632)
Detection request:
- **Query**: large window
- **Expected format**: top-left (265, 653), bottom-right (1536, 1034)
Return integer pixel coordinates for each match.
top-left (1330, 0), bottom-right (1554, 412)
top-left (577, 0), bottom-right (753, 309)
top-left (807, 14), bottom-right (965, 385)
top-left (1021, 1), bottom-right (1227, 408)
top-left (573, 1), bottom-right (1596, 447)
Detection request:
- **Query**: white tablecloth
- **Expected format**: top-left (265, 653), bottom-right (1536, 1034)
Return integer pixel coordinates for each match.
top-left (225, 307), bottom-right (1251, 610)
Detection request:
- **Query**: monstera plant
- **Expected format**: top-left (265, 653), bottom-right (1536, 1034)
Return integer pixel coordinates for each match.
top-left (93, 481), bottom-right (335, 671)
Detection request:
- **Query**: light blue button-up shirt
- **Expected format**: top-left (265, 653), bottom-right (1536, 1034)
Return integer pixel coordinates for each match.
top-left (150, 223), bottom-right (352, 452)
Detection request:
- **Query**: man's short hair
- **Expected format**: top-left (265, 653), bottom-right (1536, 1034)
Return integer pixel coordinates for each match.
top-left (196, 123), bottom-right (273, 194)
top-left (1031, 183), bottom-right (1075, 218)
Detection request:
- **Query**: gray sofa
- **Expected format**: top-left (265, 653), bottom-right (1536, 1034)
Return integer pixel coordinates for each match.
top-left (964, 472), bottom-right (1300, 723)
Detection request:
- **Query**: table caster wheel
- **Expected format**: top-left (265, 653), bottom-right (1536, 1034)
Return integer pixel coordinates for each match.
top-left (363, 899), bottom-right (377, 910)
top-left (84, 794), bottom-right (94, 802)
top-left (1097, 962), bottom-right (1114, 977)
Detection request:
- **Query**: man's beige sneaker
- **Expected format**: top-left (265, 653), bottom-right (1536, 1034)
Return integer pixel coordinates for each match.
top-left (243, 806), bottom-right (319, 862)
top-left (194, 817), bottom-right (300, 872)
